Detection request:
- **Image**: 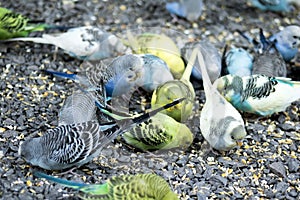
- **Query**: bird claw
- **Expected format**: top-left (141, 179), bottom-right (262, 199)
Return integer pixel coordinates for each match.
top-left (55, 167), bottom-right (79, 176)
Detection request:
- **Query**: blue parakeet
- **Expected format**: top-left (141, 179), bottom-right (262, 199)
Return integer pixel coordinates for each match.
top-left (221, 46), bottom-right (253, 77)
top-left (45, 54), bottom-right (174, 107)
top-left (249, 0), bottom-right (292, 12)
top-left (18, 98), bottom-right (184, 170)
top-left (166, 0), bottom-right (203, 21)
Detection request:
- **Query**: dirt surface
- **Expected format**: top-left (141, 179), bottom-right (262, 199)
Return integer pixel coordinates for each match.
top-left (1, 0), bottom-right (300, 199)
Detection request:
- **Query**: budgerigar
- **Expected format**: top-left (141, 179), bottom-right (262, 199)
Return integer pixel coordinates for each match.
top-left (126, 30), bottom-right (185, 79)
top-left (197, 49), bottom-right (247, 151)
top-left (252, 29), bottom-right (287, 77)
top-left (181, 41), bottom-right (221, 82)
top-left (122, 112), bottom-right (193, 151)
top-left (221, 46), bottom-right (253, 77)
top-left (4, 26), bottom-right (126, 60)
top-left (0, 7), bottom-right (67, 40)
top-left (34, 171), bottom-right (179, 200)
top-left (45, 54), bottom-right (174, 106)
top-left (269, 25), bottom-right (300, 62)
top-left (58, 90), bottom-right (97, 126)
top-left (151, 48), bottom-right (197, 122)
top-left (18, 98), bottom-right (184, 170)
top-left (238, 25), bottom-right (300, 62)
top-left (214, 74), bottom-right (300, 116)
top-left (249, 0), bottom-right (292, 12)
top-left (165, 0), bottom-right (203, 22)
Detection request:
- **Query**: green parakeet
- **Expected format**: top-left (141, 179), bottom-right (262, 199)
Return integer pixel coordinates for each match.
top-left (122, 112), bottom-right (193, 151)
top-left (126, 30), bottom-right (185, 79)
top-left (151, 48), bottom-right (197, 122)
top-left (0, 7), bottom-right (65, 40)
top-left (34, 171), bottom-right (179, 200)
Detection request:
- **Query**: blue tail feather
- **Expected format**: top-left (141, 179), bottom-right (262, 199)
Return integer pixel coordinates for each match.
top-left (33, 171), bottom-right (87, 188)
top-left (166, 2), bottom-right (186, 18)
top-left (44, 69), bottom-right (77, 80)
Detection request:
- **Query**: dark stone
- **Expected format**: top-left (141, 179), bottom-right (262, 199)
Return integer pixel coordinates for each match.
top-left (287, 158), bottom-right (300, 173)
top-left (277, 123), bottom-right (296, 131)
top-left (269, 162), bottom-right (287, 178)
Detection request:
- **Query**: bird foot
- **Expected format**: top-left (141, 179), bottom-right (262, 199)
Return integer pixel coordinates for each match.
top-left (55, 167), bottom-right (79, 176)
top-left (294, 61), bottom-right (300, 67)
top-left (144, 151), bottom-right (166, 158)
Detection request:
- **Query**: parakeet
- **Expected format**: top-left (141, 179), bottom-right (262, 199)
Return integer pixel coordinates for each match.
top-left (252, 29), bottom-right (287, 77)
top-left (197, 49), bottom-right (247, 151)
top-left (214, 74), bottom-right (300, 116)
top-left (221, 46), bottom-right (253, 77)
top-left (0, 7), bottom-right (66, 40)
top-left (181, 40), bottom-right (221, 82)
top-left (249, 0), bottom-right (292, 12)
top-left (18, 98), bottom-right (184, 170)
top-left (4, 26), bottom-right (126, 60)
top-left (58, 90), bottom-right (97, 126)
top-left (34, 171), bottom-right (179, 200)
top-left (238, 25), bottom-right (300, 62)
top-left (269, 25), bottom-right (300, 62)
top-left (126, 30), bottom-right (185, 79)
top-left (122, 112), bottom-right (193, 151)
top-left (45, 54), bottom-right (174, 106)
top-left (151, 48), bottom-right (197, 122)
top-left (165, 0), bottom-right (203, 21)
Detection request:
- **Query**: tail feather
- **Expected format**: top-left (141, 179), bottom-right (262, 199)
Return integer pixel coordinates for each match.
top-left (34, 171), bottom-right (109, 195)
top-left (236, 29), bottom-right (260, 47)
top-left (221, 44), bottom-right (228, 76)
top-left (27, 23), bottom-right (73, 32)
top-left (33, 171), bottom-right (87, 188)
top-left (3, 36), bottom-right (51, 44)
top-left (259, 28), bottom-right (272, 51)
top-left (44, 70), bottom-right (77, 80)
top-left (126, 29), bottom-right (140, 52)
top-left (197, 51), bottom-right (211, 92)
top-left (131, 97), bottom-right (185, 124)
top-left (180, 47), bottom-right (197, 81)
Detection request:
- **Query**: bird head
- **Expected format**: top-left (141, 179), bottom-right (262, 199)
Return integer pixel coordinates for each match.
top-left (213, 120), bottom-right (246, 151)
top-left (287, 25), bottom-right (300, 48)
top-left (19, 138), bottom-right (43, 166)
top-left (151, 80), bottom-right (194, 122)
top-left (166, 123), bottom-right (194, 150)
top-left (213, 75), bottom-right (238, 102)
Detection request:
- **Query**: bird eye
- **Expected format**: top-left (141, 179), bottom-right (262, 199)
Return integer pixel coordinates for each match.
top-left (127, 74), bottom-right (133, 79)
top-left (230, 134), bottom-right (236, 140)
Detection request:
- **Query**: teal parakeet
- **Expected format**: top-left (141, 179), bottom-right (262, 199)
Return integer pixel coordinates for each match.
top-left (34, 171), bottom-right (179, 200)
top-left (122, 112), bottom-right (193, 151)
top-left (0, 7), bottom-right (65, 40)
top-left (151, 48), bottom-right (197, 122)
top-left (214, 74), bottom-right (300, 116)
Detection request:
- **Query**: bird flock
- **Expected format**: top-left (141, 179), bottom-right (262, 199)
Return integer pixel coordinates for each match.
top-left (1, 1), bottom-right (300, 199)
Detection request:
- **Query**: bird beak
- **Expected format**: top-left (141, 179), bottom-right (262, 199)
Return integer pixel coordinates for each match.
top-left (236, 141), bottom-right (243, 147)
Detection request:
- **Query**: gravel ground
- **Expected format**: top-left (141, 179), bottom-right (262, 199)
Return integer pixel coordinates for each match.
top-left (1, 0), bottom-right (300, 199)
